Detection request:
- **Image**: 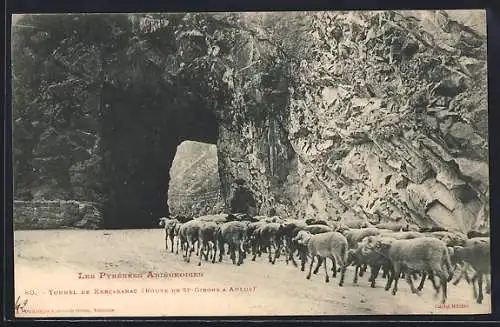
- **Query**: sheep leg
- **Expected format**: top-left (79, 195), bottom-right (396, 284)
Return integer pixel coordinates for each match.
top-left (284, 241), bottom-right (290, 265)
top-left (251, 239), bottom-right (258, 261)
top-left (323, 257), bottom-right (330, 283)
top-left (204, 242), bottom-right (211, 261)
top-left (486, 275), bottom-right (491, 295)
top-left (428, 271), bottom-right (440, 293)
top-left (170, 234), bottom-right (175, 253)
top-left (186, 241), bottom-right (192, 263)
top-left (288, 243), bottom-right (299, 267)
top-left (241, 243), bottom-right (247, 260)
top-left (452, 265), bottom-right (464, 286)
top-left (230, 244), bottom-right (237, 265)
top-left (218, 240), bottom-right (224, 263)
top-left (391, 263), bottom-right (401, 296)
top-left (353, 265), bottom-right (359, 284)
top-left (382, 267), bottom-right (388, 279)
top-left (464, 269), bottom-right (472, 284)
top-left (477, 273), bottom-right (484, 304)
top-left (332, 259), bottom-right (337, 278)
top-left (273, 240), bottom-right (282, 264)
top-left (436, 270), bottom-right (448, 304)
top-left (384, 264), bottom-right (394, 291)
top-left (369, 264), bottom-right (381, 288)
top-left (237, 241), bottom-right (244, 266)
top-left (275, 238), bottom-right (282, 259)
top-left (268, 240), bottom-right (273, 263)
top-left (441, 276), bottom-right (448, 304)
top-left (210, 241), bottom-right (217, 263)
top-left (182, 238), bottom-right (188, 259)
top-left (405, 270), bottom-right (421, 295)
top-left (212, 242), bottom-right (218, 261)
top-left (471, 273), bottom-right (479, 300)
top-left (416, 272), bottom-right (427, 291)
top-left (212, 240), bottom-right (218, 264)
top-left (306, 256), bottom-right (315, 280)
top-left (187, 239), bottom-right (196, 263)
top-left (285, 238), bottom-right (292, 265)
top-left (359, 264), bottom-right (367, 277)
top-left (271, 242), bottom-right (277, 264)
top-left (300, 248), bottom-right (307, 272)
top-left (338, 258), bottom-right (346, 287)
top-left (313, 257), bottom-right (323, 274)
top-left (198, 241), bottom-right (206, 266)
top-left (165, 233), bottom-right (168, 250)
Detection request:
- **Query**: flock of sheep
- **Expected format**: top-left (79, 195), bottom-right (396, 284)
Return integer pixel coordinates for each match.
top-left (158, 213), bottom-right (490, 305)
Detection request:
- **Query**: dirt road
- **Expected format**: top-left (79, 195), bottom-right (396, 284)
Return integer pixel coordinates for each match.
top-left (13, 229), bottom-right (491, 317)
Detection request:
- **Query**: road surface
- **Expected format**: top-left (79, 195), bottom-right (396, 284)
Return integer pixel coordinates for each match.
top-left (13, 229), bottom-right (491, 317)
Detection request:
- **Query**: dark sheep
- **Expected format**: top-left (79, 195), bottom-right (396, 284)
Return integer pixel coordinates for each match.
top-left (175, 215), bottom-right (194, 224)
top-left (451, 237), bottom-right (490, 304)
top-left (195, 214), bottom-right (230, 224)
top-left (158, 217), bottom-right (179, 252)
top-left (419, 226), bottom-right (448, 233)
top-left (345, 237), bottom-right (396, 289)
top-left (178, 219), bottom-right (204, 263)
top-left (281, 220), bottom-right (308, 266)
top-left (305, 218), bottom-right (329, 226)
top-left (467, 230), bottom-right (489, 239)
top-left (215, 221), bottom-right (248, 266)
top-left (257, 222), bottom-right (285, 264)
top-left (365, 236), bottom-right (453, 304)
top-left (197, 221), bottom-right (219, 266)
top-left (246, 221), bottom-right (266, 255)
top-left (174, 223), bottom-right (182, 254)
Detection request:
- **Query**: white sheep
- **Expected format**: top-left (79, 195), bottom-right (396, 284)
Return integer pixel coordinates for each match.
top-left (293, 230), bottom-right (348, 287)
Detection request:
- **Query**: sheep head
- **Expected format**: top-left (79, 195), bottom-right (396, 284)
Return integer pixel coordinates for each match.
top-left (337, 224), bottom-right (350, 233)
top-left (361, 221), bottom-right (373, 228)
top-left (451, 245), bottom-right (464, 265)
top-left (374, 237), bottom-right (393, 253)
top-left (346, 249), bottom-right (357, 264)
top-left (158, 217), bottom-right (168, 227)
top-left (293, 230), bottom-right (312, 245)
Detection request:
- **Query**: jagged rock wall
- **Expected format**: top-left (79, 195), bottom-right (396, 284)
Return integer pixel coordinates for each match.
top-left (217, 10), bottom-right (489, 233)
top-left (13, 200), bottom-right (101, 230)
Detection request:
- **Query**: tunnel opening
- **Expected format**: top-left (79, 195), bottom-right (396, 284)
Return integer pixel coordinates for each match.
top-left (167, 140), bottom-right (223, 218)
top-left (100, 82), bottom-right (219, 229)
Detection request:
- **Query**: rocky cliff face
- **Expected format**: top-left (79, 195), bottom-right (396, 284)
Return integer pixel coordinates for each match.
top-left (168, 141), bottom-right (225, 216)
top-left (12, 11), bottom-right (489, 232)
top-left (217, 10), bottom-right (489, 233)
top-left (13, 200), bottom-right (101, 229)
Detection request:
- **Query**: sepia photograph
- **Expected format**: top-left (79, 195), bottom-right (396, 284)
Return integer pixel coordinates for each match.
top-left (10, 9), bottom-right (490, 317)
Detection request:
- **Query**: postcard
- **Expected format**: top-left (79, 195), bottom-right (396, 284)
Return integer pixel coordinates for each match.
top-left (11, 9), bottom-right (490, 317)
